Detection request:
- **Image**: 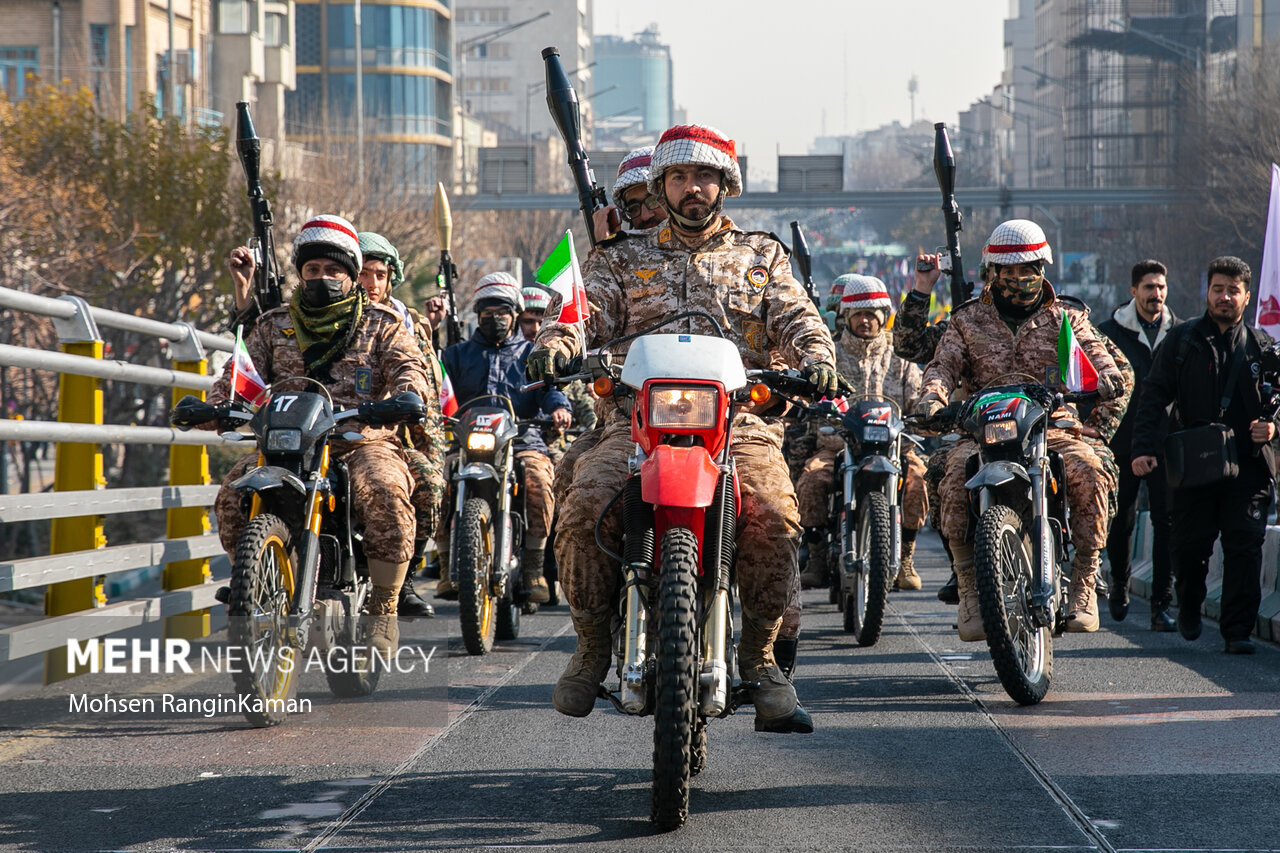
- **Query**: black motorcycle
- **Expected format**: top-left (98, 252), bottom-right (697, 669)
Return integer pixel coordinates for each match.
top-left (173, 381), bottom-right (426, 726)
top-left (953, 379), bottom-right (1095, 705)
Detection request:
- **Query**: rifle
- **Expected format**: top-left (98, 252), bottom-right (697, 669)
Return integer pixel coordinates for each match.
top-left (932, 122), bottom-right (971, 308)
top-left (542, 46), bottom-right (608, 247)
top-left (229, 101), bottom-right (283, 331)
top-left (789, 221), bottom-right (821, 311)
top-left (433, 182), bottom-right (463, 348)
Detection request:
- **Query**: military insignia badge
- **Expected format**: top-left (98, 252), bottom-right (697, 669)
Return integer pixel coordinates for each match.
top-left (282, 327), bottom-right (296, 337)
top-left (1044, 365), bottom-right (1063, 386)
top-left (636, 269), bottom-right (658, 281)
top-left (747, 266), bottom-right (769, 288)
top-left (354, 367), bottom-right (373, 396)
top-left (742, 318), bottom-right (766, 352)
top-left (659, 227), bottom-right (672, 243)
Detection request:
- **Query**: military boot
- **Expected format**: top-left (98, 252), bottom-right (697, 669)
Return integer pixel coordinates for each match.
top-left (953, 544), bottom-right (985, 642)
top-left (1065, 550), bottom-right (1100, 633)
top-left (799, 528), bottom-right (829, 589)
top-left (894, 537), bottom-right (923, 591)
top-left (521, 546), bottom-right (550, 605)
top-left (552, 608), bottom-right (612, 717)
top-left (365, 584), bottom-right (400, 659)
top-left (738, 608), bottom-right (798, 724)
top-left (774, 635), bottom-right (799, 682)
top-left (435, 550), bottom-right (456, 599)
top-left (398, 541), bottom-right (435, 619)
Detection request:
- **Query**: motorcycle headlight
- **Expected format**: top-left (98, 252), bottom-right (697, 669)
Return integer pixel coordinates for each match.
top-left (466, 432), bottom-right (496, 452)
top-left (983, 419), bottom-right (1019, 445)
top-left (861, 425), bottom-right (890, 443)
top-left (648, 386), bottom-right (718, 429)
top-left (266, 429), bottom-right (302, 452)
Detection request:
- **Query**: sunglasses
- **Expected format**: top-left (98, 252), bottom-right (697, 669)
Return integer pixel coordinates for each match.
top-left (623, 194), bottom-right (664, 220)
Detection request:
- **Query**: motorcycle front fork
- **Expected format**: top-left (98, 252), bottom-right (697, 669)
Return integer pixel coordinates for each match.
top-left (618, 570), bottom-right (731, 717)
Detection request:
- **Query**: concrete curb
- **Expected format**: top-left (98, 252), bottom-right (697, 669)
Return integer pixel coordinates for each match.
top-left (1124, 511), bottom-right (1280, 641)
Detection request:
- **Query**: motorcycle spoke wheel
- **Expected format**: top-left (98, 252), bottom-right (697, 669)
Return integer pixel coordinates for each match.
top-left (843, 492), bottom-right (893, 646)
top-left (974, 505), bottom-right (1053, 705)
top-left (324, 583), bottom-right (381, 698)
top-left (456, 498), bottom-right (498, 656)
top-left (651, 527), bottom-right (699, 832)
top-left (227, 513), bottom-right (298, 727)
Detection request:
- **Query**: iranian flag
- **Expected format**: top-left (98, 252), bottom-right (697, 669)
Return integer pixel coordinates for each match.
top-left (1057, 313), bottom-right (1098, 393)
top-left (438, 359), bottom-right (458, 416)
top-left (230, 326), bottom-right (268, 407)
top-left (536, 230), bottom-right (590, 325)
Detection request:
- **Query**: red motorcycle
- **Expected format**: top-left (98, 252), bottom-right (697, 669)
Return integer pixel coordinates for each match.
top-left (532, 313), bottom-right (815, 830)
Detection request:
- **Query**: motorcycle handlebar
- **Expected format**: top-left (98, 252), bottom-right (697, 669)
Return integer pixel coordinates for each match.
top-left (1061, 391), bottom-right (1100, 405)
top-left (520, 371), bottom-right (593, 394)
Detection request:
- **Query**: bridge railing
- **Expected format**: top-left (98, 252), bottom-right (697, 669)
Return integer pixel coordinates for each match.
top-left (0, 286), bottom-right (234, 682)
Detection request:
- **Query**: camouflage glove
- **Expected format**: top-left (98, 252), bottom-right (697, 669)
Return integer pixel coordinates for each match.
top-left (1095, 371), bottom-right (1125, 402)
top-left (804, 362), bottom-right (840, 399)
top-left (526, 347), bottom-right (561, 383)
top-left (915, 397), bottom-right (945, 418)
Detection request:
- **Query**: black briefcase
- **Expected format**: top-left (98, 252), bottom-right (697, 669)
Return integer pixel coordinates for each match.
top-left (1164, 424), bottom-right (1238, 489)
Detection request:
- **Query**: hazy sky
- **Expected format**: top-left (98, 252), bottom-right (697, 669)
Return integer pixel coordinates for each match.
top-left (593, 0), bottom-right (1008, 184)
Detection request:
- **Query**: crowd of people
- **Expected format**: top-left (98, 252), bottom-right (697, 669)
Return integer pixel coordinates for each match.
top-left (195, 119), bottom-right (1274, 731)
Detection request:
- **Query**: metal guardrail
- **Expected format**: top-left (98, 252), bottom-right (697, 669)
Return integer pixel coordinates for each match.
top-left (0, 286), bottom-right (235, 680)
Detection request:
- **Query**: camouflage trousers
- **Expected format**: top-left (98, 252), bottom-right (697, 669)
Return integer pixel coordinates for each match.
top-left (556, 412), bottom-right (801, 621)
top-left (404, 446), bottom-right (445, 543)
top-left (925, 445), bottom-right (949, 532)
top-left (436, 448), bottom-right (556, 550)
top-left (214, 436), bottom-right (417, 563)
top-left (937, 432), bottom-right (1117, 551)
top-left (552, 425), bottom-right (604, 508)
top-left (795, 446), bottom-right (929, 530)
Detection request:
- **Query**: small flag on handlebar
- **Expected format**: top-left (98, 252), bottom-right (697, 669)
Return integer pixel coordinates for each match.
top-left (438, 358), bottom-right (459, 416)
top-left (230, 325), bottom-right (268, 408)
top-left (1057, 313), bottom-right (1098, 392)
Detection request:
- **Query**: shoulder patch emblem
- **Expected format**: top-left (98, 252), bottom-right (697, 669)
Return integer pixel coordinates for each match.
top-left (354, 367), bottom-right (372, 397)
top-left (747, 266), bottom-right (769, 288)
top-left (281, 327), bottom-right (296, 337)
top-left (636, 269), bottom-right (658, 281)
top-left (659, 227), bottom-right (672, 243)
top-left (742, 318), bottom-right (766, 353)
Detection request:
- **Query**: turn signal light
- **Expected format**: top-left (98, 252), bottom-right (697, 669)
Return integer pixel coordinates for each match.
top-left (327, 494), bottom-right (336, 512)
top-left (592, 376), bottom-right (615, 397)
top-left (749, 383), bottom-right (771, 405)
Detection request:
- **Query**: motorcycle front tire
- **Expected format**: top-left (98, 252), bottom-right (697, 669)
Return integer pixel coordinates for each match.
top-left (227, 513), bottom-right (299, 727)
top-left (651, 526), bottom-right (699, 832)
top-left (974, 504), bottom-right (1053, 705)
top-left (456, 498), bottom-right (498, 656)
top-left (843, 491), bottom-right (893, 646)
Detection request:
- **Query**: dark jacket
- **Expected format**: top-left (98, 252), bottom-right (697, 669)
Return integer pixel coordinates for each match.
top-left (1097, 299), bottom-right (1178, 460)
top-left (442, 328), bottom-right (570, 453)
top-left (1132, 314), bottom-right (1279, 479)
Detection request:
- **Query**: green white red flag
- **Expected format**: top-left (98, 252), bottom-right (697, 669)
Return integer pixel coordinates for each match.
top-left (438, 358), bottom-right (458, 416)
top-left (1057, 312), bottom-right (1098, 393)
top-left (230, 326), bottom-right (268, 407)
top-left (535, 230), bottom-right (590, 325)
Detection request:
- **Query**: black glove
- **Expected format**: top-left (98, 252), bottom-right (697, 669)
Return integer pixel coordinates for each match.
top-left (170, 395), bottom-right (223, 431)
top-left (804, 362), bottom-right (840, 399)
top-left (526, 347), bottom-right (564, 383)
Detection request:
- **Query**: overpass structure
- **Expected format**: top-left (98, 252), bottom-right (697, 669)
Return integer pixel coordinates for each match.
top-left (455, 186), bottom-right (1192, 211)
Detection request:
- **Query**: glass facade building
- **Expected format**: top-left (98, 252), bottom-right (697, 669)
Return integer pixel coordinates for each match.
top-left (289, 0), bottom-right (453, 194)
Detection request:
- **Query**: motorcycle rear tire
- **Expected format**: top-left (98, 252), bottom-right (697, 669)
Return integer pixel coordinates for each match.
top-left (651, 527), bottom-right (699, 832)
top-left (974, 505), bottom-right (1053, 705)
top-left (456, 498), bottom-right (498, 656)
top-left (843, 491), bottom-right (893, 646)
top-left (325, 586), bottom-right (382, 698)
top-left (227, 513), bottom-right (299, 727)
top-left (496, 592), bottom-right (521, 640)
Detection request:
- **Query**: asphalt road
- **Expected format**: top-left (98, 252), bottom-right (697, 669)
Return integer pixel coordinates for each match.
top-left (1, 531), bottom-right (1278, 853)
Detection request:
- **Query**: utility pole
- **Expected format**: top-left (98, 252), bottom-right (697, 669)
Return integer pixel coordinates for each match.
top-left (355, 0), bottom-right (364, 188)
top-left (908, 74), bottom-right (918, 125)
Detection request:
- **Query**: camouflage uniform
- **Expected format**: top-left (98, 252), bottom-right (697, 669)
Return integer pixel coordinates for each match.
top-left (893, 291), bottom-right (947, 364)
top-left (921, 284), bottom-right (1122, 550)
top-left (536, 219), bottom-right (835, 620)
top-left (1082, 328), bottom-right (1134, 525)
top-left (210, 303), bottom-right (430, 564)
top-left (544, 379), bottom-right (597, 465)
top-left (402, 306), bottom-right (447, 540)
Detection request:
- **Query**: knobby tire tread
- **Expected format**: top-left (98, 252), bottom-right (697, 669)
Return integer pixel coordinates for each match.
top-left (651, 527), bottom-right (699, 831)
top-left (845, 492), bottom-right (893, 646)
top-left (228, 513), bottom-right (297, 727)
top-left (457, 499), bottom-right (497, 656)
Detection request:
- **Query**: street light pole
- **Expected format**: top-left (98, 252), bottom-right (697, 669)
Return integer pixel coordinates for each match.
top-left (354, 0), bottom-right (364, 188)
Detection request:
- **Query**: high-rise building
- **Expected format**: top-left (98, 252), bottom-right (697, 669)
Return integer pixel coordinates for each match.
top-left (592, 25), bottom-right (672, 148)
top-left (210, 0), bottom-right (297, 144)
top-left (1, 0), bottom-right (214, 123)
top-left (288, 0), bottom-right (454, 194)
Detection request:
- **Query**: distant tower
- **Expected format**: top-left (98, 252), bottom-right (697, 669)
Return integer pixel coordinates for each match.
top-left (908, 74), bottom-right (918, 124)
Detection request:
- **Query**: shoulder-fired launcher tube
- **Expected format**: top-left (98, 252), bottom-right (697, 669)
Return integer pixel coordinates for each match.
top-left (933, 122), bottom-right (970, 308)
top-left (789, 221), bottom-right (820, 310)
top-left (542, 46), bottom-right (606, 247)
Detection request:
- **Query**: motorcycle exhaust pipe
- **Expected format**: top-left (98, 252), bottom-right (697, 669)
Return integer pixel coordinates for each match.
top-left (699, 588), bottom-right (729, 716)
top-left (620, 578), bottom-right (648, 714)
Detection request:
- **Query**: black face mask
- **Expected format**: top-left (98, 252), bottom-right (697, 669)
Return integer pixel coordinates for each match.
top-left (301, 277), bottom-right (347, 307)
top-left (479, 314), bottom-right (512, 343)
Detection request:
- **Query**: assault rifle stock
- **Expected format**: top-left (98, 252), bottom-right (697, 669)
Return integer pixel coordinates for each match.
top-left (933, 122), bottom-right (971, 308)
top-left (542, 46), bottom-right (608, 247)
top-left (230, 101), bottom-right (283, 331)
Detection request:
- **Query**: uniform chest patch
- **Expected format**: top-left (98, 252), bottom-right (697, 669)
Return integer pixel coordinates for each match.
top-left (659, 227), bottom-right (672, 243)
top-left (742, 318), bottom-right (766, 353)
top-left (354, 367), bottom-right (373, 396)
top-left (282, 327), bottom-right (296, 337)
top-left (1044, 365), bottom-right (1064, 386)
top-left (630, 286), bottom-right (664, 300)
top-left (636, 269), bottom-right (658, 281)
top-left (747, 266), bottom-right (769, 288)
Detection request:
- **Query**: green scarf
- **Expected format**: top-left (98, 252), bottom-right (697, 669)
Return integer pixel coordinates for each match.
top-left (288, 286), bottom-right (368, 380)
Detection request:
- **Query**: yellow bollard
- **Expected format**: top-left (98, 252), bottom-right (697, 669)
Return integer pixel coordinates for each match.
top-left (45, 339), bottom-right (107, 683)
top-left (165, 357), bottom-right (212, 640)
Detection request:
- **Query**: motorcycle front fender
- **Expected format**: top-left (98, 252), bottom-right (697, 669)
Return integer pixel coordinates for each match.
top-left (964, 460), bottom-right (1030, 491)
top-left (231, 465), bottom-right (306, 495)
top-left (639, 445), bottom-right (721, 509)
top-left (855, 455), bottom-right (900, 477)
top-left (456, 462), bottom-right (500, 482)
